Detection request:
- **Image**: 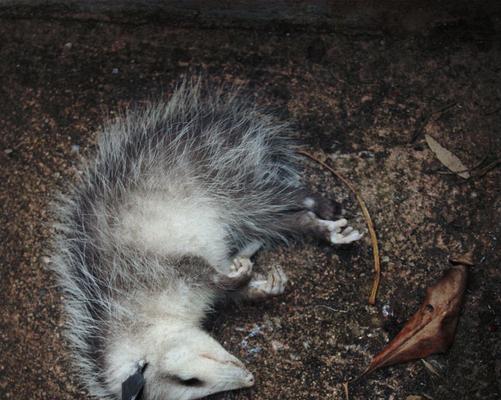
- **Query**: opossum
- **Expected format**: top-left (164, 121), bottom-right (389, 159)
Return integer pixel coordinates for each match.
top-left (52, 82), bottom-right (362, 400)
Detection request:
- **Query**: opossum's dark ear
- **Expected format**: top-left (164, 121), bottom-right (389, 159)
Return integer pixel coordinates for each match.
top-left (122, 360), bottom-right (147, 400)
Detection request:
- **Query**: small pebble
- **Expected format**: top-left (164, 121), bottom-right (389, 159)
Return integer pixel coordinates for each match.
top-left (271, 340), bottom-right (286, 352)
top-left (248, 325), bottom-right (262, 337)
top-left (382, 304), bottom-right (393, 317)
top-left (41, 256), bottom-right (51, 265)
top-left (248, 346), bottom-right (262, 355)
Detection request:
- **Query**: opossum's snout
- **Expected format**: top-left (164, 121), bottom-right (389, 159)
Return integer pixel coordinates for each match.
top-left (148, 328), bottom-right (254, 400)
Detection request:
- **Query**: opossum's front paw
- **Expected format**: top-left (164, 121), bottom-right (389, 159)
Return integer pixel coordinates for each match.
top-left (319, 218), bottom-right (363, 244)
top-left (228, 257), bottom-right (254, 280)
top-left (213, 257), bottom-right (253, 289)
top-left (245, 265), bottom-right (288, 300)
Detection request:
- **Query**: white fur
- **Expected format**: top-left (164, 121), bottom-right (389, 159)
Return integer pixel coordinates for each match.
top-left (107, 319), bottom-right (254, 400)
top-left (236, 240), bottom-right (263, 258)
top-left (51, 81), bottom-right (356, 400)
top-left (116, 191), bottom-right (229, 269)
top-left (303, 197), bottom-right (316, 209)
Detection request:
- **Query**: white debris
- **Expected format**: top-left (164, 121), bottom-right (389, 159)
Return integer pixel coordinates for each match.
top-left (271, 340), bottom-right (286, 352)
top-left (382, 304), bottom-right (393, 317)
top-left (41, 256), bottom-right (51, 265)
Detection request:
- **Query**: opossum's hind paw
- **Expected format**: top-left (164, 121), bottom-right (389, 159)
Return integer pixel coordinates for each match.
top-left (245, 265), bottom-right (288, 300)
top-left (319, 218), bottom-right (363, 244)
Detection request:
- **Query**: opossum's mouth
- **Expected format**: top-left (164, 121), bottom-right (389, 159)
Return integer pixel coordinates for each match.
top-left (199, 352), bottom-right (243, 369)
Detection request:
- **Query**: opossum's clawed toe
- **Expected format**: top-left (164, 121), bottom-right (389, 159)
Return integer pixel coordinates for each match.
top-left (229, 257), bottom-right (254, 279)
top-left (330, 226), bottom-right (363, 244)
top-left (317, 218), bottom-right (363, 244)
top-left (213, 257), bottom-right (254, 289)
top-left (146, 328), bottom-right (254, 400)
top-left (244, 265), bottom-right (288, 300)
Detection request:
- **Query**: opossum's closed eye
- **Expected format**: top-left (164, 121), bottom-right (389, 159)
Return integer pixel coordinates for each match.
top-left (173, 377), bottom-right (205, 387)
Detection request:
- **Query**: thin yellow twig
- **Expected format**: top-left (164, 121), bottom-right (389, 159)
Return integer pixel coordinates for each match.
top-left (342, 381), bottom-right (350, 400)
top-left (297, 149), bottom-right (381, 305)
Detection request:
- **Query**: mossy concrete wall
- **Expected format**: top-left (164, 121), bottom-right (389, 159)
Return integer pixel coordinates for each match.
top-left (1, 0), bottom-right (500, 33)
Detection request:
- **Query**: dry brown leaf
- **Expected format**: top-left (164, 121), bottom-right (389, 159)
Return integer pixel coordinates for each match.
top-left (449, 252), bottom-right (474, 266)
top-left (425, 134), bottom-right (470, 179)
top-left (420, 358), bottom-right (442, 377)
top-left (362, 262), bottom-right (469, 377)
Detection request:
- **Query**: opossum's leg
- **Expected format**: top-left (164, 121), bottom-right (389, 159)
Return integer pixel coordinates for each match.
top-left (212, 257), bottom-right (253, 290)
top-left (240, 265), bottom-right (288, 301)
top-left (294, 189), bottom-right (340, 220)
top-left (284, 210), bottom-right (362, 244)
top-left (236, 241), bottom-right (263, 259)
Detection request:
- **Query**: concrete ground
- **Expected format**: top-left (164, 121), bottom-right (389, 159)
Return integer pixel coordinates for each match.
top-left (0, 14), bottom-right (499, 400)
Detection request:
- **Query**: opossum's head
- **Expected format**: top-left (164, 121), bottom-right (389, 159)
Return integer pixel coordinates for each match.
top-left (143, 327), bottom-right (254, 400)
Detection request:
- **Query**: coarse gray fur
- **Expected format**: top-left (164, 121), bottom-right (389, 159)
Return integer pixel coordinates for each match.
top-left (51, 81), bottom-right (361, 400)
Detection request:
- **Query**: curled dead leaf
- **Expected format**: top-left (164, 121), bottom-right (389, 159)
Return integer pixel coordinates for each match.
top-left (361, 261), bottom-right (469, 378)
top-left (449, 252), bottom-right (474, 266)
top-left (425, 134), bottom-right (470, 179)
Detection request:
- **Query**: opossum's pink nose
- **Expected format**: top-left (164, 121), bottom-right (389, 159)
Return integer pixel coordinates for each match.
top-left (243, 371), bottom-right (255, 387)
